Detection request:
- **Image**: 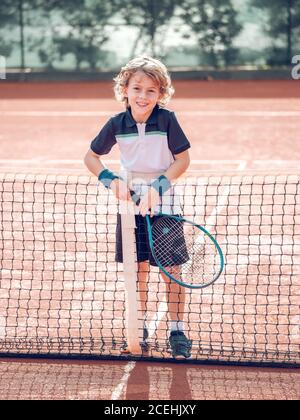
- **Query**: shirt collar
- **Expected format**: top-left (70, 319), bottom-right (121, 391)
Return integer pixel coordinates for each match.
top-left (125, 105), bottom-right (159, 128)
top-left (125, 107), bottom-right (137, 127)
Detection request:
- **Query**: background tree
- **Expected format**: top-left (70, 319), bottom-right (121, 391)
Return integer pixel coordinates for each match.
top-left (0, 1), bottom-right (21, 61)
top-left (7, 0), bottom-right (119, 70)
top-left (50, 0), bottom-right (119, 70)
top-left (34, 0), bottom-right (120, 70)
top-left (251, 0), bottom-right (300, 65)
top-left (118, 0), bottom-right (181, 58)
top-left (179, 0), bottom-right (242, 68)
top-left (0, 0), bottom-right (63, 69)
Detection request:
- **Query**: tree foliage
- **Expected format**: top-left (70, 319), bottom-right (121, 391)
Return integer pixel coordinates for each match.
top-left (0, 0), bottom-right (19, 56)
top-left (179, 0), bottom-right (242, 67)
top-left (118, 0), bottom-right (181, 58)
top-left (37, 0), bottom-right (120, 69)
top-left (1, 0), bottom-right (298, 70)
top-left (251, 0), bottom-right (300, 65)
top-left (1, 0), bottom-right (119, 70)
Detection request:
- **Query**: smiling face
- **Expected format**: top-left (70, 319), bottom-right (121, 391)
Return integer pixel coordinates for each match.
top-left (125, 71), bottom-right (162, 123)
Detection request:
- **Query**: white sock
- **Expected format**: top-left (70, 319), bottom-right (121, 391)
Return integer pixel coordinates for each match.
top-left (170, 321), bottom-right (184, 333)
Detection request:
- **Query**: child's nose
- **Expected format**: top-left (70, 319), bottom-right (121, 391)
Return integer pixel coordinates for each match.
top-left (138, 90), bottom-right (146, 99)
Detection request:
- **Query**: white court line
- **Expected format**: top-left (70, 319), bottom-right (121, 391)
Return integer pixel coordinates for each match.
top-left (0, 111), bottom-right (112, 117)
top-left (182, 187), bottom-right (231, 275)
top-left (185, 160), bottom-right (247, 267)
top-left (0, 159), bottom-right (298, 167)
top-left (1, 158), bottom-right (299, 166)
top-left (1, 110), bottom-right (300, 117)
top-left (0, 159), bottom-right (245, 165)
top-left (181, 111), bottom-right (300, 117)
top-left (148, 297), bottom-right (168, 339)
top-left (111, 361), bottom-right (136, 400)
top-left (148, 187), bottom-right (232, 338)
top-left (146, 160), bottom-right (247, 337)
top-left (0, 159), bottom-right (85, 165)
top-left (147, 186), bottom-right (233, 337)
top-left (203, 187), bottom-right (231, 232)
top-left (252, 160), bottom-right (300, 167)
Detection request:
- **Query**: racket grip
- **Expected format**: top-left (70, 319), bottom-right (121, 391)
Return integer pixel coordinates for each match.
top-left (129, 190), bottom-right (141, 206)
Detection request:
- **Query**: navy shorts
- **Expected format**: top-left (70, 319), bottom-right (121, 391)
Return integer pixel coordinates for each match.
top-left (115, 214), bottom-right (189, 267)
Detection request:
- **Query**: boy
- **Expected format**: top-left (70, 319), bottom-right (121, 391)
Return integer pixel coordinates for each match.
top-left (84, 56), bottom-right (192, 358)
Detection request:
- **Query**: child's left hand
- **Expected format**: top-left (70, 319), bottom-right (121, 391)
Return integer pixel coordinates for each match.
top-left (139, 187), bottom-right (160, 217)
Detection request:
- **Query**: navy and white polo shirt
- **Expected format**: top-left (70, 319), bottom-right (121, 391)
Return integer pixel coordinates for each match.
top-left (90, 105), bottom-right (190, 173)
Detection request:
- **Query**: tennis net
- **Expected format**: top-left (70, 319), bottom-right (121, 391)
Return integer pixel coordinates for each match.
top-left (0, 172), bottom-right (299, 366)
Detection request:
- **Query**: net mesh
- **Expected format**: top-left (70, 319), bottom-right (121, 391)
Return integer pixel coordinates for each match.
top-left (0, 172), bottom-right (299, 365)
top-left (150, 216), bottom-right (223, 287)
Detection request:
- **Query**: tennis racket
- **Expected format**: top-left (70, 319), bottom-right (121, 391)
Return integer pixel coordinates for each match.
top-left (130, 190), bottom-right (224, 289)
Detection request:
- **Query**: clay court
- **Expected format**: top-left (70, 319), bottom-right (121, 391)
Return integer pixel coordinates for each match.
top-left (0, 79), bottom-right (299, 400)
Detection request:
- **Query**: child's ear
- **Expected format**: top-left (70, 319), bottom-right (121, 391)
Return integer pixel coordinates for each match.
top-left (123, 85), bottom-right (128, 98)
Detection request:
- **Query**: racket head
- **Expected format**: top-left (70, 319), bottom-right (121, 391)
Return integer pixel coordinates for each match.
top-left (146, 215), bottom-right (224, 289)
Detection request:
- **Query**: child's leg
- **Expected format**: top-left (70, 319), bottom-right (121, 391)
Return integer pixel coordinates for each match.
top-left (138, 261), bottom-right (150, 319)
top-left (160, 266), bottom-right (186, 331)
top-left (160, 266), bottom-right (192, 358)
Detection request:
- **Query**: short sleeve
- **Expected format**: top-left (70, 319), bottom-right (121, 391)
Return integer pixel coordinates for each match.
top-left (167, 112), bottom-right (191, 155)
top-left (90, 119), bottom-right (116, 155)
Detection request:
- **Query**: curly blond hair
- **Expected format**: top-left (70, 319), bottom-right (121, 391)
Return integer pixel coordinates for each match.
top-left (113, 56), bottom-right (174, 108)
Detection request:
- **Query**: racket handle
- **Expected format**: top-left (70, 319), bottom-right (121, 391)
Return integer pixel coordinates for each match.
top-left (129, 189), bottom-right (141, 206)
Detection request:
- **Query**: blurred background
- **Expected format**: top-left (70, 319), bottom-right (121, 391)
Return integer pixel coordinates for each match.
top-left (1, 0), bottom-right (299, 78)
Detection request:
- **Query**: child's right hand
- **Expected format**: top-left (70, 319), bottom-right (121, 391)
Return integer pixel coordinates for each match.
top-left (110, 179), bottom-right (131, 201)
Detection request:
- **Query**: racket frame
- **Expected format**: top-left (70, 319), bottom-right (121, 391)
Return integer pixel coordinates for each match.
top-left (145, 213), bottom-right (224, 289)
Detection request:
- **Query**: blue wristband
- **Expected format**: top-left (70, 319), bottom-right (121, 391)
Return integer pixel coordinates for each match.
top-left (151, 175), bottom-right (171, 197)
top-left (98, 168), bottom-right (120, 189)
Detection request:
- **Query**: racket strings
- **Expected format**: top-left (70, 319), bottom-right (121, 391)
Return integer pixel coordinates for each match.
top-left (151, 217), bottom-right (186, 266)
top-left (151, 217), bottom-right (221, 287)
top-left (185, 232), bottom-right (219, 280)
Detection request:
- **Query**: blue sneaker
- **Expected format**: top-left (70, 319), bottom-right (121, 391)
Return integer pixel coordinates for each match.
top-left (169, 331), bottom-right (192, 358)
top-left (140, 327), bottom-right (149, 351)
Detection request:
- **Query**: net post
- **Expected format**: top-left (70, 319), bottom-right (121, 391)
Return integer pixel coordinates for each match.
top-left (120, 198), bottom-right (141, 355)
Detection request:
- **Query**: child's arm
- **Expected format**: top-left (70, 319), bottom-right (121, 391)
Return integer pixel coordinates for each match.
top-left (84, 149), bottom-right (105, 177)
top-left (139, 150), bottom-right (190, 217)
top-left (164, 150), bottom-right (190, 182)
top-left (84, 149), bottom-right (131, 201)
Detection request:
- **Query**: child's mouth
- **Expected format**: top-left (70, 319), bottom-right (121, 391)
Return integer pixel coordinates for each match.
top-left (136, 102), bottom-right (148, 108)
